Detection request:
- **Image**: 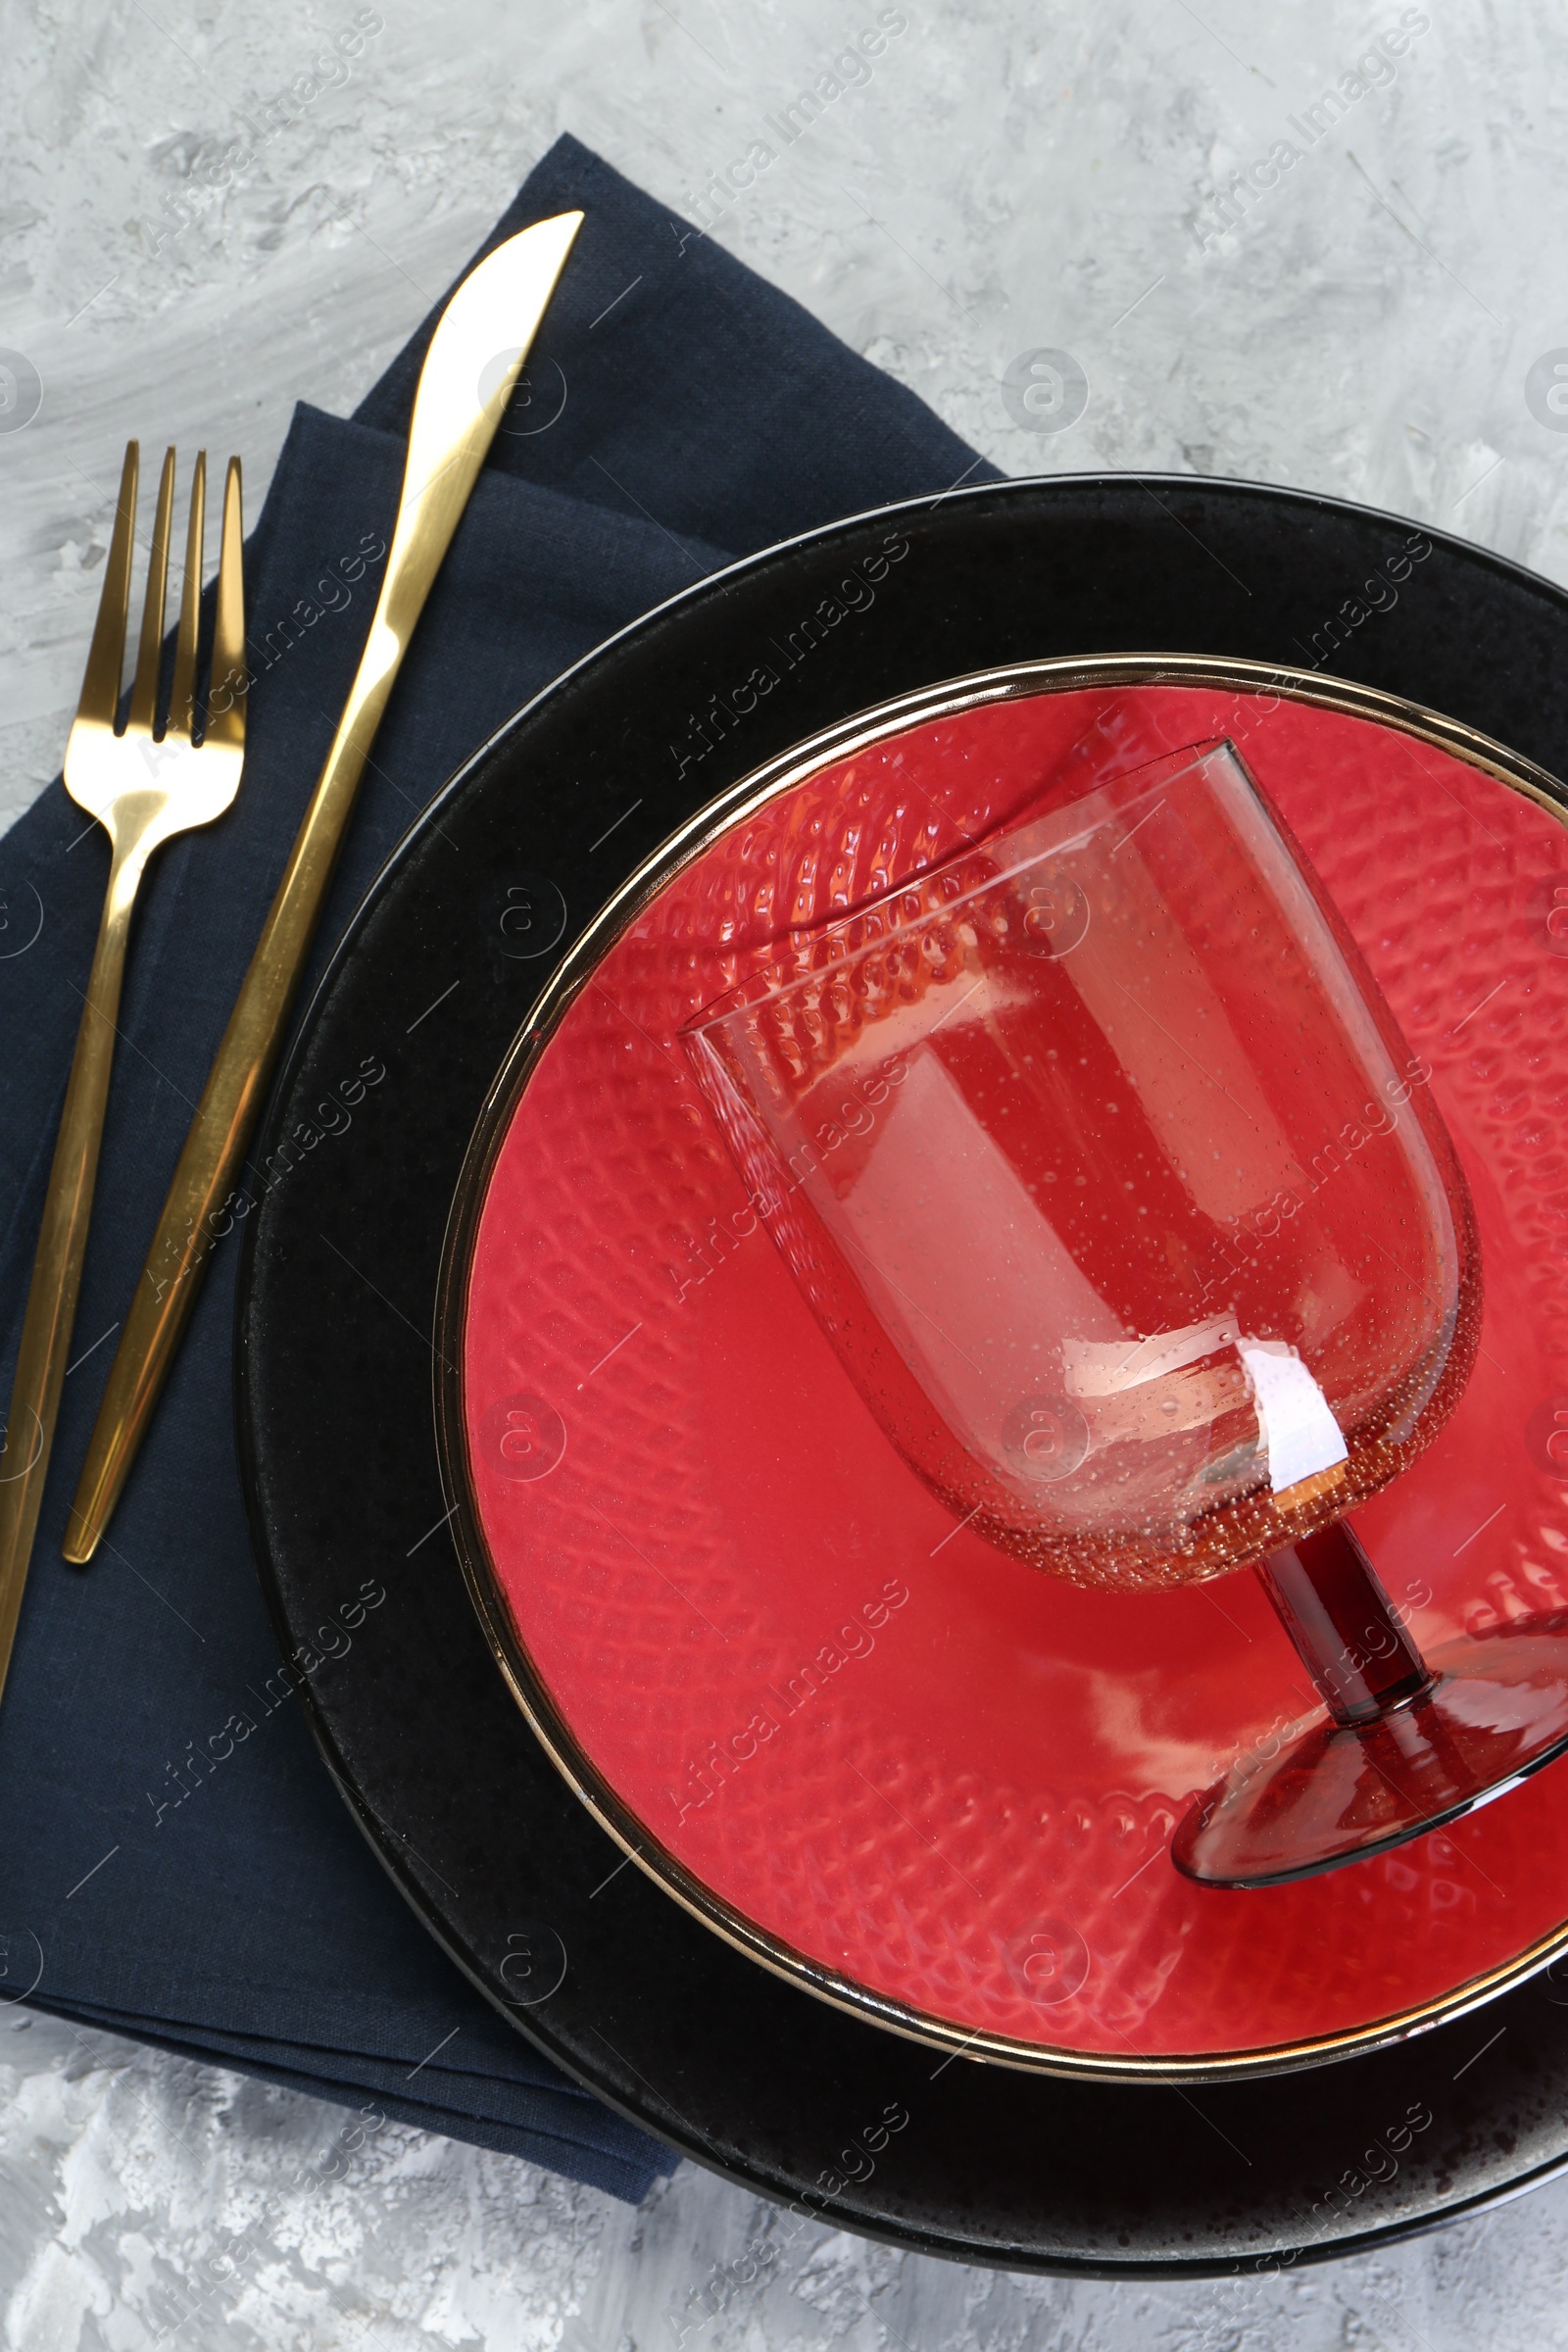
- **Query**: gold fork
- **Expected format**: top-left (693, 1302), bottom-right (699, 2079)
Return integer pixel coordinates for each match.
top-left (0, 441), bottom-right (245, 1703)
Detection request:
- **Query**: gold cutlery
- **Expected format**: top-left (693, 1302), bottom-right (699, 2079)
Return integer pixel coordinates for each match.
top-left (64, 208), bottom-right (584, 1564)
top-left (0, 443), bottom-right (245, 1698)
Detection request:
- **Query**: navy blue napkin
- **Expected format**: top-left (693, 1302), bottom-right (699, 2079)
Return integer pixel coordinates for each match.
top-left (0, 135), bottom-right (997, 2200)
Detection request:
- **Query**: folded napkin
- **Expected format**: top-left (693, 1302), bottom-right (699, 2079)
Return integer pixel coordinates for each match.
top-left (0, 135), bottom-right (998, 2198)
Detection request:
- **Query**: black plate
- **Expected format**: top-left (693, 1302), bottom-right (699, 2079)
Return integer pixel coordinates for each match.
top-left (237, 474), bottom-right (1568, 2275)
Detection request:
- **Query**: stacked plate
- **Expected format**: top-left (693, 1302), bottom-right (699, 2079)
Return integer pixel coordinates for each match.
top-left (237, 476), bottom-right (1568, 2273)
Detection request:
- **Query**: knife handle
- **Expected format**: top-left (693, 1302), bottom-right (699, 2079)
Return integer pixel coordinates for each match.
top-left (63, 211), bottom-right (583, 1562)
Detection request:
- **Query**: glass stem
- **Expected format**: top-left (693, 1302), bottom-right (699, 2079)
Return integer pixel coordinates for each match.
top-left (1253, 1520), bottom-right (1433, 1728)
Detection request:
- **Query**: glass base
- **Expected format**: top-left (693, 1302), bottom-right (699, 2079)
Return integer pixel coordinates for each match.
top-left (1172, 1622), bottom-right (1568, 1888)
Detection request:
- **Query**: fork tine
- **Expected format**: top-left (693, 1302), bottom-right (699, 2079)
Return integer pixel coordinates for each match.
top-left (126, 446), bottom-right (176, 737)
top-left (76, 442), bottom-right (138, 727)
top-left (205, 457), bottom-right (246, 753)
top-left (167, 450), bottom-right (206, 743)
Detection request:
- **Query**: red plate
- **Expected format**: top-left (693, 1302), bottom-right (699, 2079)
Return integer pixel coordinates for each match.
top-left (452, 672), bottom-right (1568, 2075)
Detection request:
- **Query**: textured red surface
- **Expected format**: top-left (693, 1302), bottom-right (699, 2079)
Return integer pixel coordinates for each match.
top-left (464, 684), bottom-right (1568, 2061)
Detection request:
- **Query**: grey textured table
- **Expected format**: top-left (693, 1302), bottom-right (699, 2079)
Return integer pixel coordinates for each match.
top-left (6, 0), bottom-right (1568, 2342)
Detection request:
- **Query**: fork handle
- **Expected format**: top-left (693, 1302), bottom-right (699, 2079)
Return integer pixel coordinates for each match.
top-left (61, 667), bottom-right (395, 1568)
top-left (0, 841), bottom-right (145, 1696)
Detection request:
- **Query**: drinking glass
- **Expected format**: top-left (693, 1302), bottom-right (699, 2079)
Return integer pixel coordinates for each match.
top-left (682, 737), bottom-right (1568, 1886)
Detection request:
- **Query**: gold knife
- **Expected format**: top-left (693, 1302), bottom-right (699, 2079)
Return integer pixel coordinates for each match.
top-left (64, 209), bottom-right (583, 1563)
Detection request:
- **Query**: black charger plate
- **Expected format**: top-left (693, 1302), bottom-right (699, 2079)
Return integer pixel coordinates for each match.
top-left (237, 473), bottom-right (1568, 2274)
